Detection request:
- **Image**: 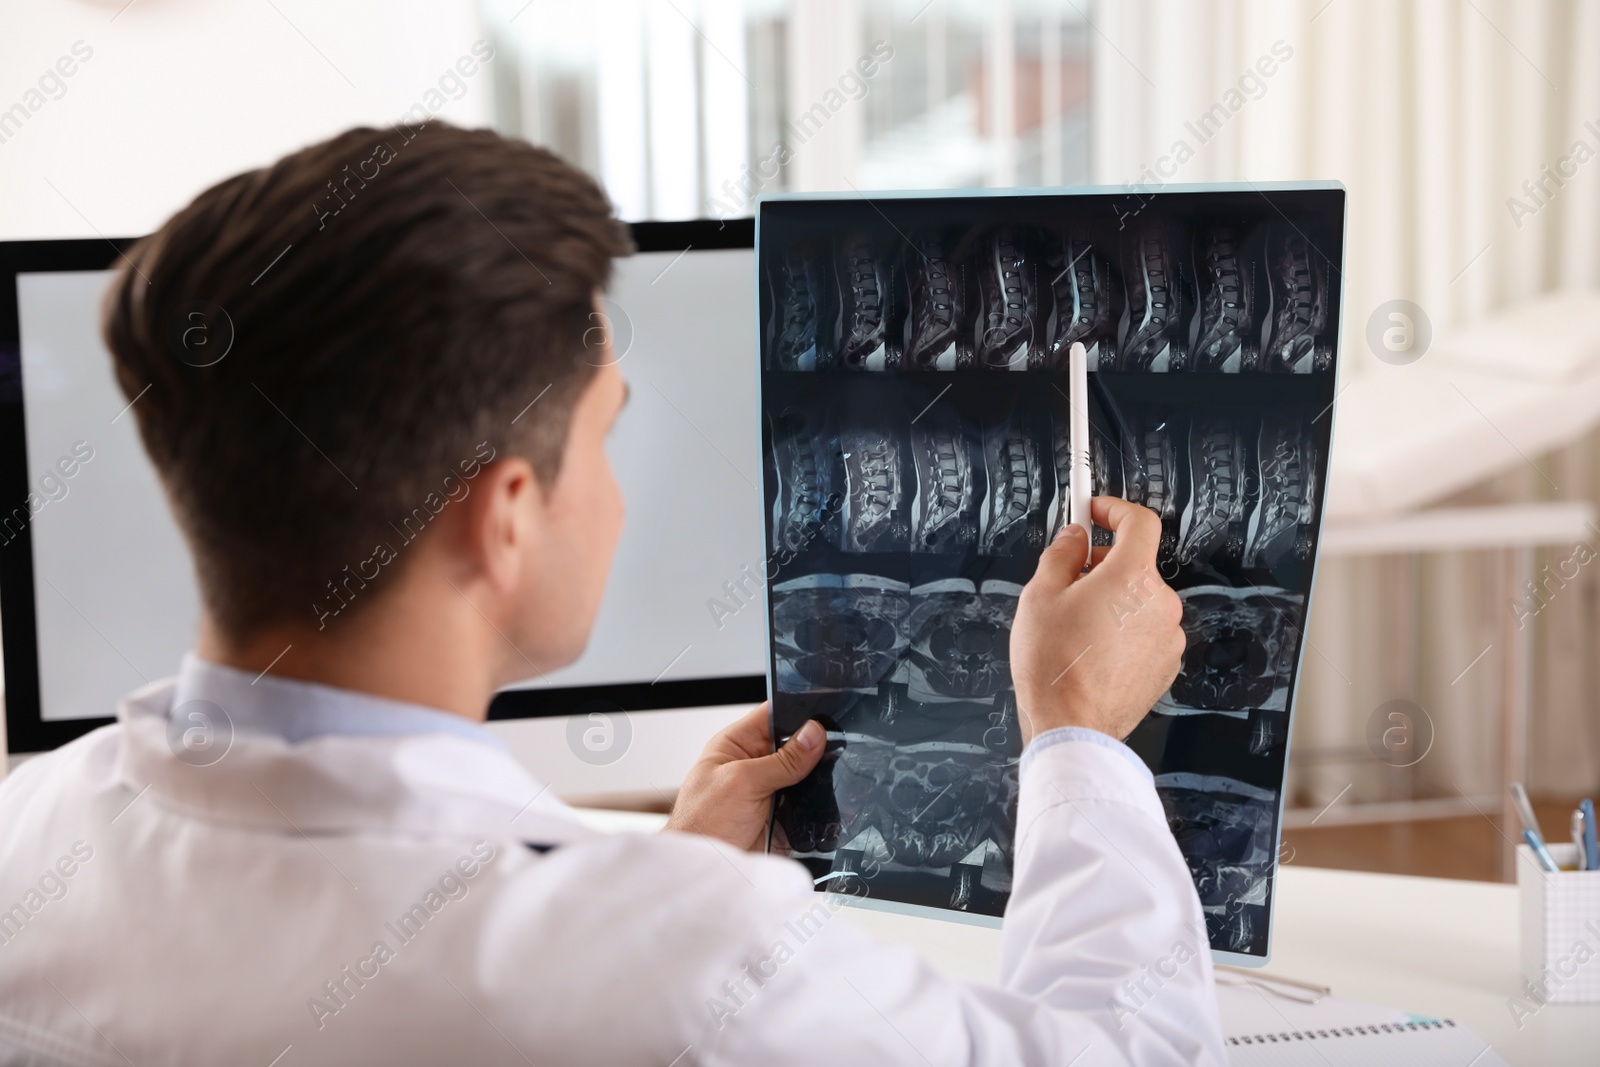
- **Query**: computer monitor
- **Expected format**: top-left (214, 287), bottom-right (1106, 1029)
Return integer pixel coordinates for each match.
top-left (0, 221), bottom-right (765, 753)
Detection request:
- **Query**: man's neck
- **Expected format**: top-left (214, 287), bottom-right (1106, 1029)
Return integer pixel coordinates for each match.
top-left (194, 587), bottom-right (502, 722)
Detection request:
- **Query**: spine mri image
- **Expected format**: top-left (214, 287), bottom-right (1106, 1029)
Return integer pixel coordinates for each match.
top-left (759, 188), bottom-right (1343, 954)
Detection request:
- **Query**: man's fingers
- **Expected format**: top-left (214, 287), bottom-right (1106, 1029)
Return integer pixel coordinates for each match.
top-left (731, 720), bottom-right (826, 794)
top-left (713, 703), bottom-right (774, 760)
top-left (1031, 523), bottom-right (1091, 589)
top-left (1091, 496), bottom-right (1163, 570)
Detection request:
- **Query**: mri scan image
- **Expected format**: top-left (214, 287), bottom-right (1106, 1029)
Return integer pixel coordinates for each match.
top-left (1043, 236), bottom-right (1121, 371)
top-left (762, 199), bottom-right (1337, 379)
top-left (1157, 773), bottom-right (1277, 956)
top-left (904, 579), bottom-right (1021, 703)
top-left (974, 228), bottom-right (1040, 370)
top-left (766, 246), bottom-right (831, 371)
top-left (903, 234), bottom-right (969, 370)
top-left (772, 574), bottom-right (909, 693)
top-left (837, 236), bottom-right (897, 370)
top-left (1177, 417), bottom-right (1253, 567)
top-left (1058, 405), bottom-right (1320, 575)
top-left (769, 410), bottom-right (843, 555)
top-left (1116, 222), bottom-right (1194, 372)
top-left (1158, 584), bottom-right (1303, 714)
top-left (1189, 225), bottom-right (1259, 372)
top-left (1049, 406), bottom-right (1126, 547)
top-left (1261, 225), bottom-right (1333, 373)
top-left (980, 410), bottom-right (1050, 554)
top-left (840, 738), bottom-right (1015, 866)
top-left (839, 423), bottom-right (910, 553)
top-left (1119, 409), bottom-right (1185, 565)
top-left (910, 412), bottom-right (981, 553)
top-left (773, 702), bottom-right (1021, 918)
top-left (1245, 414), bottom-right (1320, 570)
top-left (760, 187), bottom-right (1341, 946)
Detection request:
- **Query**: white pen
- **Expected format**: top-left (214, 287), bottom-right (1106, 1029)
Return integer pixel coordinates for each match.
top-left (1068, 340), bottom-right (1092, 547)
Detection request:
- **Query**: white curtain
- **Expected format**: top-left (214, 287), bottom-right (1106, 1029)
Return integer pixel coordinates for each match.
top-left (513, 0), bottom-right (751, 222)
top-left (1092, 0), bottom-right (1600, 803)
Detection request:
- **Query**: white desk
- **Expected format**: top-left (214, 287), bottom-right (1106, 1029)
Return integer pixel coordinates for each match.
top-left (575, 810), bottom-right (1598, 1066)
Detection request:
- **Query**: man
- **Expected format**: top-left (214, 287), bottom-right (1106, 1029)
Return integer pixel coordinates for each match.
top-left (0, 123), bottom-right (1224, 1065)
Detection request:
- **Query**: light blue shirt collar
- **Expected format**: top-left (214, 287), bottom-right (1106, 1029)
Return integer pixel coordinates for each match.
top-left (169, 653), bottom-right (507, 750)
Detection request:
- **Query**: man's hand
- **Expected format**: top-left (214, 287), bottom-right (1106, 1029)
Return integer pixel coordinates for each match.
top-left (1010, 496), bottom-right (1185, 745)
top-left (664, 704), bottom-right (825, 851)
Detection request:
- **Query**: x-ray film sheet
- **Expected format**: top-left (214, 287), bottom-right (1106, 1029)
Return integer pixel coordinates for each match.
top-left (758, 186), bottom-right (1343, 950)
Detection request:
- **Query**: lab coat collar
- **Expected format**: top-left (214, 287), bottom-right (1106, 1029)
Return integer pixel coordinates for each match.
top-left (114, 677), bottom-right (593, 847)
top-left (170, 652), bottom-right (510, 750)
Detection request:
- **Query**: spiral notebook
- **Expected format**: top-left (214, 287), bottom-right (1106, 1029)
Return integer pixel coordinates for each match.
top-left (1217, 978), bottom-right (1510, 1066)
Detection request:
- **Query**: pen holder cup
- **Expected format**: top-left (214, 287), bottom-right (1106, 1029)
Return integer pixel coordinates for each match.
top-left (1518, 843), bottom-right (1600, 1003)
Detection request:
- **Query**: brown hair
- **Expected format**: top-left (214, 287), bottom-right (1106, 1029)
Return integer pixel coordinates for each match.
top-left (102, 122), bottom-right (631, 639)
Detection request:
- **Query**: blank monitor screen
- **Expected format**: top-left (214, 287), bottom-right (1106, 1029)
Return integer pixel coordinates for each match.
top-left (0, 222), bottom-right (765, 751)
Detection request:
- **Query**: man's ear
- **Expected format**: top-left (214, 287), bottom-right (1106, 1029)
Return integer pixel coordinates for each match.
top-left (452, 454), bottom-right (543, 597)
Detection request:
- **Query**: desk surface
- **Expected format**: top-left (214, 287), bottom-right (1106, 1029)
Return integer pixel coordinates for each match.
top-left (575, 809), bottom-right (1597, 1066)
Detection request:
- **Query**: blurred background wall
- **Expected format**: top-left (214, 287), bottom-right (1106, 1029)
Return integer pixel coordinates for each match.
top-left (4, 0), bottom-right (1599, 869)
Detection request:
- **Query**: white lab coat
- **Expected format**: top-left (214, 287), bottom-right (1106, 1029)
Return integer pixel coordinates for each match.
top-left (0, 673), bottom-right (1225, 1067)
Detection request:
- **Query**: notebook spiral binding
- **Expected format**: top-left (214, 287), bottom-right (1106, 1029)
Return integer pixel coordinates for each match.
top-left (1227, 1019), bottom-right (1458, 1045)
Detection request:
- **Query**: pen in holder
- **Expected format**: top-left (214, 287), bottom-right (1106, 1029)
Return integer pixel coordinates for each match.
top-left (1517, 842), bottom-right (1600, 1004)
